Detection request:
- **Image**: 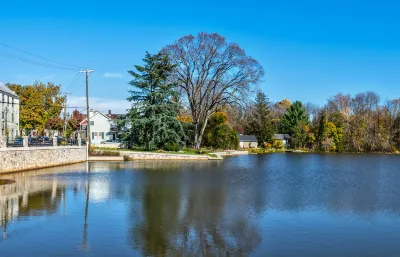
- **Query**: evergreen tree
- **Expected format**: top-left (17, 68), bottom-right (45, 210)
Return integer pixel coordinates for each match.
top-left (316, 110), bottom-right (328, 150)
top-left (281, 101), bottom-right (309, 148)
top-left (245, 92), bottom-right (275, 145)
top-left (203, 112), bottom-right (239, 150)
top-left (281, 101), bottom-right (309, 133)
top-left (127, 52), bottom-right (184, 151)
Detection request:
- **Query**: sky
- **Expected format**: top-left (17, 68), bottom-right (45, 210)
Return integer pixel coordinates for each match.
top-left (1, 0), bottom-right (399, 113)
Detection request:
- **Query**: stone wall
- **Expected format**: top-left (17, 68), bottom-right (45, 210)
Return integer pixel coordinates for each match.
top-left (121, 151), bottom-right (209, 160)
top-left (0, 146), bottom-right (87, 173)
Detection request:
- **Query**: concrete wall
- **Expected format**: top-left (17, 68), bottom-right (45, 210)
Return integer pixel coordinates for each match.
top-left (0, 146), bottom-right (87, 173)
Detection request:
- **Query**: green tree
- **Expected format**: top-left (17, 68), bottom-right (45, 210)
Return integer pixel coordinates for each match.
top-left (281, 101), bottom-right (309, 148)
top-left (245, 92), bottom-right (275, 145)
top-left (316, 110), bottom-right (328, 151)
top-left (203, 112), bottom-right (239, 150)
top-left (127, 52), bottom-right (184, 151)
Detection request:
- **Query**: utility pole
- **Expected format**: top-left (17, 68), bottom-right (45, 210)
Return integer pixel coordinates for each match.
top-left (79, 70), bottom-right (94, 147)
top-left (63, 92), bottom-right (71, 138)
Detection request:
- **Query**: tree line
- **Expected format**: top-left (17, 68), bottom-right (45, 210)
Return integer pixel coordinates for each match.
top-left (6, 32), bottom-right (400, 153)
top-left (124, 32), bottom-right (400, 153)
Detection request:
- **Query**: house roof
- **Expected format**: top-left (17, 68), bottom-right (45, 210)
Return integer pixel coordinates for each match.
top-left (80, 111), bottom-right (111, 125)
top-left (273, 134), bottom-right (290, 140)
top-left (239, 135), bottom-right (258, 142)
top-left (0, 84), bottom-right (19, 98)
top-left (106, 113), bottom-right (125, 120)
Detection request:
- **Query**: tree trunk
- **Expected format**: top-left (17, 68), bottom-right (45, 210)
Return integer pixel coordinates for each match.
top-left (197, 116), bottom-right (209, 149)
top-left (193, 122), bottom-right (200, 150)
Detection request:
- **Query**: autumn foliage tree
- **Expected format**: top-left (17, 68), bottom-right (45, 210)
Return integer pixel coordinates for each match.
top-left (163, 32), bottom-right (264, 149)
top-left (7, 82), bottom-right (65, 134)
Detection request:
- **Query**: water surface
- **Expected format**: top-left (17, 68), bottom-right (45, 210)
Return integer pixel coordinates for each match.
top-left (1, 154), bottom-right (400, 256)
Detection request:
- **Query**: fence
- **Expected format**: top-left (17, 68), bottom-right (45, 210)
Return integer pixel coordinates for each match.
top-left (1, 136), bottom-right (86, 148)
top-left (6, 137), bottom-right (23, 147)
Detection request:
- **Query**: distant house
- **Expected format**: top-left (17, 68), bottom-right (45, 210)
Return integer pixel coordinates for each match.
top-left (79, 110), bottom-right (112, 145)
top-left (0, 84), bottom-right (20, 138)
top-left (273, 134), bottom-right (290, 148)
top-left (239, 135), bottom-right (258, 148)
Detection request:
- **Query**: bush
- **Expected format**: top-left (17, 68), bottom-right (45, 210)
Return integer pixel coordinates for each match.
top-left (164, 142), bottom-right (180, 152)
top-left (264, 142), bottom-right (272, 150)
top-left (248, 148), bottom-right (266, 154)
top-left (272, 140), bottom-right (284, 150)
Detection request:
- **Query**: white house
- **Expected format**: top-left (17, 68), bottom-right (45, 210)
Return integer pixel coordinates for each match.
top-left (0, 84), bottom-right (20, 139)
top-left (239, 135), bottom-right (258, 148)
top-left (79, 110), bottom-right (112, 145)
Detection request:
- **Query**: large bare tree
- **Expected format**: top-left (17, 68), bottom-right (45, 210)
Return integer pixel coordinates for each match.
top-left (163, 32), bottom-right (264, 149)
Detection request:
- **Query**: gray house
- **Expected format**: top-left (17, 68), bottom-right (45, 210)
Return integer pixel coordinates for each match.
top-left (239, 135), bottom-right (258, 148)
top-left (273, 134), bottom-right (290, 148)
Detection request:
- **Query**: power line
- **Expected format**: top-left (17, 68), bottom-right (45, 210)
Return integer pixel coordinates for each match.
top-left (0, 41), bottom-right (84, 69)
top-left (0, 101), bottom-right (85, 109)
top-left (65, 72), bottom-right (83, 92)
top-left (0, 51), bottom-right (78, 71)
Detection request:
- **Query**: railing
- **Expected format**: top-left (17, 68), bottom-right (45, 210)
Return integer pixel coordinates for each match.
top-left (57, 138), bottom-right (78, 146)
top-left (28, 138), bottom-right (54, 147)
top-left (2, 136), bottom-right (86, 148)
top-left (6, 137), bottom-right (23, 147)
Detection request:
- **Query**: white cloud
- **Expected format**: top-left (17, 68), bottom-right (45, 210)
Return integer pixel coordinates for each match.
top-left (104, 72), bottom-right (123, 78)
top-left (68, 96), bottom-right (131, 114)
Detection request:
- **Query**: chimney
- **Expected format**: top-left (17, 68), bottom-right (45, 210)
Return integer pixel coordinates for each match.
top-left (108, 110), bottom-right (111, 115)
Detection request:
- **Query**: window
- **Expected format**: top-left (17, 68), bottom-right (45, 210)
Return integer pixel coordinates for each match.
top-left (90, 121), bottom-right (94, 126)
top-left (101, 132), bottom-right (104, 139)
top-left (1, 94), bottom-right (4, 102)
top-left (11, 98), bottom-right (14, 107)
top-left (92, 132), bottom-right (94, 139)
top-left (12, 114), bottom-right (14, 122)
top-left (1, 112), bottom-right (3, 119)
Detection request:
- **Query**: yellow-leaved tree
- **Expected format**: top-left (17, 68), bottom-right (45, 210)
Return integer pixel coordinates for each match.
top-left (7, 82), bottom-right (65, 135)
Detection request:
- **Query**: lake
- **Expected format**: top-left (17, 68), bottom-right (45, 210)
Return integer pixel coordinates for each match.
top-left (1, 153), bottom-right (400, 256)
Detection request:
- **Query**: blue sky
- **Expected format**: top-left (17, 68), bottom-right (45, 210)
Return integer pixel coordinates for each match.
top-left (1, 0), bottom-right (399, 113)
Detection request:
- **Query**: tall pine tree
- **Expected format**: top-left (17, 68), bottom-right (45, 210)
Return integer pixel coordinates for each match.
top-left (127, 52), bottom-right (184, 151)
top-left (281, 101), bottom-right (309, 148)
top-left (245, 91), bottom-right (275, 145)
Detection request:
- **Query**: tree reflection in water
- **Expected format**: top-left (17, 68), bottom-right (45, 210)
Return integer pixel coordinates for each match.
top-left (128, 161), bottom-right (262, 256)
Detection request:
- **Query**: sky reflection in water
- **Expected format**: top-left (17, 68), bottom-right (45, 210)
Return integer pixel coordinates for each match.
top-left (1, 154), bottom-right (400, 256)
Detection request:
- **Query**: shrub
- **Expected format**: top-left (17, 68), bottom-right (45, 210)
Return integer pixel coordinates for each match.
top-left (264, 142), bottom-right (272, 150)
top-left (272, 140), bottom-right (284, 150)
top-left (248, 148), bottom-right (266, 154)
top-left (164, 142), bottom-right (180, 152)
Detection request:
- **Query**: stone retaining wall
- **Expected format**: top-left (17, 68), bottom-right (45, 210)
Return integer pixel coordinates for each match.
top-left (120, 151), bottom-right (209, 160)
top-left (0, 146), bottom-right (87, 173)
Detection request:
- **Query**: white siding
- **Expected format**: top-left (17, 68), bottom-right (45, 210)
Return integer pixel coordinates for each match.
top-left (0, 91), bottom-right (20, 138)
top-left (87, 111), bottom-right (112, 145)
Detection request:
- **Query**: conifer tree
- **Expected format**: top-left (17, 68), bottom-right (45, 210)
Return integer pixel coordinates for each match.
top-left (245, 91), bottom-right (275, 145)
top-left (127, 52), bottom-right (184, 151)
